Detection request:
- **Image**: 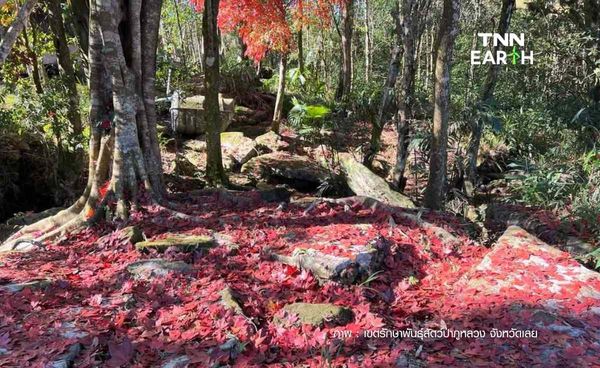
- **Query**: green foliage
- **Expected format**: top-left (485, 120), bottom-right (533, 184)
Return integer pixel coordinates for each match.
top-left (287, 97), bottom-right (331, 136)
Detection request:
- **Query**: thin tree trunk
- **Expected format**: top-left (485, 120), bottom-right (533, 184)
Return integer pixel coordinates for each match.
top-left (393, 0), bottom-right (432, 191)
top-left (69, 0), bottom-right (89, 58)
top-left (48, 0), bottom-right (83, 137)
top-left (336, 0), bottom-right (354, 99)
top-left (363, 2), bottom-right (402, 167)
top-left (297, 28), bottom-right (305, 75)
top-left (465, 0), bottom-right (515, 197)
top-left (21, 25), bottom-right (43, 94)
top-left (423, 0), bottom-right (460, 210)
top-left (0, 0), bottom-right (38, 65)
top-left (364, 0), bottom-right (371, 83)
top-left (203, 0), bottom-right (226, 186)
top-left (173, 0), bottom-right (188, 70)
top-left (272, 53), bottom-right (287, 133)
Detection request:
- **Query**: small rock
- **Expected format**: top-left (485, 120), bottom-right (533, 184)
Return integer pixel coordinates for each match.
top-left (161, 355), bottom-right (191, 368)
top-left (1, 279), bottom-right (52, 293)
top-left (48, 343), bottom-right (82, 368)
top-left (254, 131), bottom-right (286, 152)
top-left (219, 286), bottom-right (244, 314)
top-left (221, 132), bottom-right (258, 169)
top-left (135, 234), bottom-right (214, 253)
top-left (212, 232), bottom-right (240, 254)
top-left (120, 226), bottom-right (145, 244)
top-left (127, 259), bottom-right (192, 280)
top-left (275, 303), bottom-right (353, 327)
top-left (182, 139), bottom-right (206, 152)
top-left (174, 155), bottom-right (197, 177)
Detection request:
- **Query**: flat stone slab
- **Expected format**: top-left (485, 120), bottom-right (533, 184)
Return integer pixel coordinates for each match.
top-left (135, 234), bottom-right (214, 253)
top-left (453, 226), bottom-right (600, 363)
top-left (127, 259), bottom-right (192, 280)
top-left (275, 303), bottom-right (353, 327)
top-left (460, 226), bottom-right (600, 307)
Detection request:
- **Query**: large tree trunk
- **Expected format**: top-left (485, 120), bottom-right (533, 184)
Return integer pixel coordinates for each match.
top-left (48, 0), bottom-right (84, 137)
top-left (465, 0), bottom-right (515, 197)
top-left (0, 0), bottom-right (38, 65)
top-left (272, 53), bottom-right (287, 133)
top-left (203, 0), bottom-right (226, 185)
top-left (392, 0), bottom-right (432, 191)
top-left (336, 0), bottom-right (354, 100)
top-left (0, 0), bottom-right (164, 252)
top-left (363, 1), bottom-right (402, 167)
top-left (423, 0), bottom-right (460, 210)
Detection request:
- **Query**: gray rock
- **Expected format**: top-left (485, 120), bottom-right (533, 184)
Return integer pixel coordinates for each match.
top-left (161, 355), bottom-right (191, 368)
top-left (127, 259), bottom-right (192, 280)
top-left (241, 152), bottom-right (329, 185)
top-left (1, 279), bottom-right (52, 293)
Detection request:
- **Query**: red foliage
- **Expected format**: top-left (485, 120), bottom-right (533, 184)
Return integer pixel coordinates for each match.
top-left (0, 191), bottom-right (599, 366)
top-left (190, 0), bottom-right (346, 61)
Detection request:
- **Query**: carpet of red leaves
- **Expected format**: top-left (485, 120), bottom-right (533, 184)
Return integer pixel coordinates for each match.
top-left (1, 191), bottom-right (599, 367)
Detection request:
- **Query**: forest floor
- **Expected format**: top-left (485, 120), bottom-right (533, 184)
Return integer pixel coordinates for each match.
top-left (1, 108), bottom-right (600, 367)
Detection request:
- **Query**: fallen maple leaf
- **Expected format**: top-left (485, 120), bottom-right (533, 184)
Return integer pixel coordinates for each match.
top-left (107, 337), bottom-right (134, 367)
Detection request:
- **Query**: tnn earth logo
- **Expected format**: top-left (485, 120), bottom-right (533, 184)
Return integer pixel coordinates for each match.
top-left (471, 33), bottom-right (534, 65)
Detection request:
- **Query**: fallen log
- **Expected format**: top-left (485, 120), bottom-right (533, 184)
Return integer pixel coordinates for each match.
top-left (270, 248), bottom-right (359, 285)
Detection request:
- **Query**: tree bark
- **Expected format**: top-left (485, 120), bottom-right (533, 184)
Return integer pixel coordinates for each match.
top-left (364, 0), bottom-right (371, 82)
top-left (465, 0), bottom-right (515, 197)
top-left (21, 25), bottom-right (43, 95)
top-left (272, 53), bottom-right (287, 133)
top-left (0, 0), bottom-right (165, 252)
top-left (69, 0), bottom-right (90, 57)
top-left (203, 0), bottom-right (226, 186)
top-left (392, 0), bottom-right (432, 191)
top-left (297, 28), bottom-right (304, 75)
top-left (423, 0), bottom-right (460, 210)
top-left (336, 0), bottom-right (354, 100)
top-left (0, 0), bottom-right (38, 65)
top-left (48, 0), bottom-right (83, 137)
top-left (363, 1), bottom-right (402, 167)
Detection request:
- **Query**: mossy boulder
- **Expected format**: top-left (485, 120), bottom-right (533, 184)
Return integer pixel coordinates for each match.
top-left (339, 153), bottom-right (415, 209)
top-left (275, 303), bottom-right (353, 327)
top-left (254, 131), bottom-right (288, 153)
top-left (135, 234), bottom-right (215, 253)
top-left (220, 132), bottom-right (258, 169)
top-left (121, 226), bottom-right (144, 244)
top-left (241, 152), bottom-right (329, 186)
top-left (127, 259), bottom-right (192, 280)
